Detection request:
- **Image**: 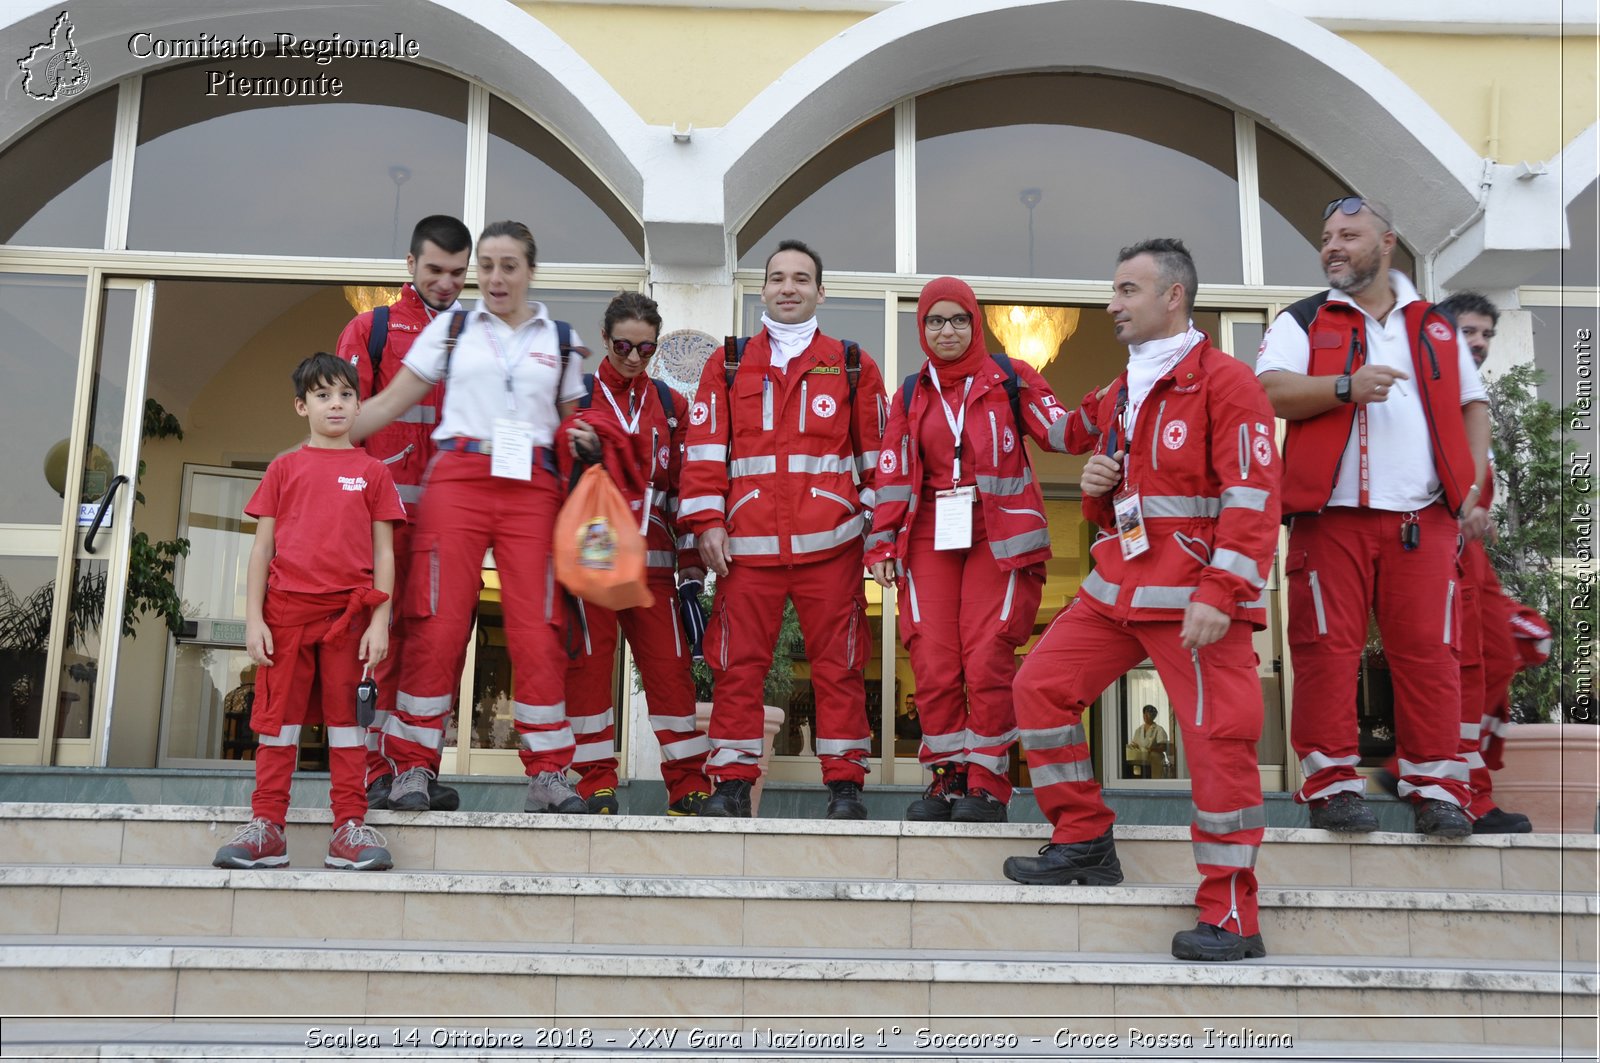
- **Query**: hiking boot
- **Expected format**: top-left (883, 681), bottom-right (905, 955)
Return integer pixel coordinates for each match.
top-left (388, 766), bottom-right (435, 812)
top-left (905, 764), bottom-right (965, 822)
top-left (365, 774), bottom-right (393, 811)
top-left (1002, 830), bottom-right (1123, 885)
top-left (524, 771), bottom-right (588, 814)
top-left (325, 819), bottom-right (393, 871)
top-left (212, 817), bottom-right (288, 869)
top-left (1171, 921), bottom-right (1268, 962)
top-left (825, 779), bottom-right (868, 820)
top-left (951, 788), bottom-right (1008, 823)
top-left (1472, 806), bottom-right (1533, 834)
top-left (1308, 791), bottom-right (1379, 833)
top-left (667, 790), bottom-right (710, 817)
top-left (427, 776), bottom-right (461, 812)
top-left (587, 787), bottom-right (619, 815)
top-left (1415, 798), bottom-right (1473, 838)
top-left (699, 778), bottom-right (754, 818)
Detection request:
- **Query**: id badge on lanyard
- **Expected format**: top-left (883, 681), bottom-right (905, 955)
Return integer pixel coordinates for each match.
top-left (1113, 486), bottom-right (1150, 560)
top-left (491, 418), bottom-right (535, 480)
top-left (934, 486), bottom-right (975, 550)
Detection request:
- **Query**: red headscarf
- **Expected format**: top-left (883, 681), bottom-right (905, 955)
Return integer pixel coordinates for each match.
top-left (916, 276), bottom-right (990, 383)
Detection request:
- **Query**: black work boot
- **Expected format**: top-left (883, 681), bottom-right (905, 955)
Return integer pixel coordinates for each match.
top-left (825, 780), bottom-right (868, 820)
top-left (428, 776), bottom-right (461, 811)
top-left (1414, 798), bottom-right (1472, 838)
top-left (905, 764), bottom-right (965, 821)
top-left (699, 778), bottom-right (754, 818)
top-left (1472, 806), bottom-right (1533, 834)
top-left (951, 788), bottom-right (1008, 823)
top-left (365, 774), bottom-right (393, 811)
top-left (1002, 829), bottom-right (1123, 885)
top-left (1308, 791), bottom-right (1379, 832)
top-left (1171, 922), bottom-right (1268, 962)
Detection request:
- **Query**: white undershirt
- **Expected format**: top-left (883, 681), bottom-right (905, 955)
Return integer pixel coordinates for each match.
top-left (761, 313), bottom-right (818, 372)
top-left (1255, 271), bottom-right (1486, 511)
top-left (1125, 323), bottom-right (1201, 435)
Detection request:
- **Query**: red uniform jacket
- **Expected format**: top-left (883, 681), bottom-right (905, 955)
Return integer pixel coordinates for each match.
top-left (336, 285), bottom-right (449, 503)
top-left (677, 330), bottom-right (886, 566)
top-left (1077, 334), bottom-right (1282, 627)
top-left (865, 355), bottom-right (1064, 571)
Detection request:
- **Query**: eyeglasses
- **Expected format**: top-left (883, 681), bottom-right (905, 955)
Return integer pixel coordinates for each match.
top-left (1323, 195), bottom-right (1390, 229)
top-left (923, 313), bottom-right (973, 332)
top-left (608, 339), bottom-right (657, 359)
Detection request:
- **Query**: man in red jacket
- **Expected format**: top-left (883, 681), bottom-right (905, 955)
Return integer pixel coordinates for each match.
top-left (337, 215), bottom-right (471, 813)
top-left (1257, 196), bottom-right (1488, 838)
top-left (1003, 238), bottom-right (1280, 963)
top-left (677, 239), bottom-right (886, 819)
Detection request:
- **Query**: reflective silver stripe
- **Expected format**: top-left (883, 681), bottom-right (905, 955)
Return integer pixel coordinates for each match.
top-left (707, 747), bottom-right (760, 769)
top-left (571, 742), bottom-right (614, 764)
top-left (649, 713), bottom-right (700, 734)
top-left (1220, 486), bottom-right (1271, 512)
top-left (326, 726), bottom-right (365, 748)
top-left (1130, 585), bottom-right (1195, 609)
top-left (998, 505), bottom-right (1046, 522)
top-left (816, 737), bottom-right (871, 755)
top-left (1406, 784), bottom-right (1464, 804)
top-left (1300, 777), bottom-right (1366, 803)
top-left (1480, 715), bottom-right (1510, 737)
top-left (676, 534), bottom-right (695, 550)
top-left (920, 729), bottom-right (968, 754)
top-left (397, 692), bottom-right (453, 719)
top-left (967, 750), bottom-right (1010, 772)
top-left (1308, 571), bottom-right (1328, 635)
top-left (1210, 548), bottom-right (1267, 589)
top-left (1460, 722), bottom-right (1481, 741)
top-left (1243, 589), bottom-right (1269, 610)
top-left (1020, 724), bottom-right (1086, 750)
top-left (1078, 408), bottom-right (1100, 436)
top-left (729, 535), bottom-right (780, 555)
top-left (791, 514), bottom-right (865, 554)
top-left (1150, 401), bottom-right (1165, 472)
top-left (730, 455), bottom-right (777, 478)
top-left (810, 487), bottom-right (856, 512)
top-left (906, 569), bottom-right (922, 624)
top-left (513, 700), bottom-right (567, 726)
top-left (395, 406), bottom-right (437, 425)
top-left (396, 483), bottom-right (424, 505)
top-left (969, 727), bottom-right (1019, 748)
top-left (857, 488), bottom-right (876, 510)
top-left (1029, 759), bottom-right (1095, 785)
top-left (1443, 580), bottom-right (1455, 644)
top-left (686, 444), bottom-right (727, 463)
top-left (1300, 751), bottom-right (1360, 775)
top-left (1143, 495), bottom-right (1221, 519)
top-left (1192, 803), bottom-right (1268, 835)
top-left (992, 528), bottom-right (1052, 559)
top-left (568, 708), bottom-right (615, 735)
top-left (976, 470), bottom-right (1033, 495)
top-left (368, 709), bottom-right (389, 731)
top-left (710, 736), bottom-right (765, 754)
top-left (1193, 648), bottom-right (1204, 728)
top-left (382, 719), bottom-right (444, 749)
top-left (256, 725), bottom-right (301, 747)
top-left (865, 530), bottom-right (896, 550)
top-left (1463, 750), bottom-right (1486, 769)
top-left (1046, 414), bottom-right (1071, 452)
top-left (1194, 842), bottom-right (1259, 869)
top-left (1399, 757), bottom-right (1471, 783)
top-left (999, 570), bottom-right (1017, 623)
top-left (521, 727), bottom-right (575, 752)
top-left (1080, 568), bottom-right (1120, 606)
top-left (789, 453), bottom-right (854, 475)
top-left (876, 485), bottom-right (914, 504)
top-left (860, 450), bottom-right (880, 469)
top-left (661, 735), bottom-right (712, 761)
top-left (647, 550), bottom-right (676, 568)
top-left (678, 495), bottom-right (725, 517)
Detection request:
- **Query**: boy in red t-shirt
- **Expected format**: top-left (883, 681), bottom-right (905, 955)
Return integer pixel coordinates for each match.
top-left (213, 353), bottom-right (407, 871)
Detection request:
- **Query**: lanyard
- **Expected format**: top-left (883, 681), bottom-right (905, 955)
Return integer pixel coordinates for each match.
top-left (597, 378), bottom-right (642, 435)
top-left (479, 315), bottom-right (530, 416)
top-left (927, 365), bottom-right (973, 486)
top-left (1357, 403), bottom-right (1371, 507)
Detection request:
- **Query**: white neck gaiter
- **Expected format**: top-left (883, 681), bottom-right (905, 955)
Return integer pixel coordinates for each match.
top-left (761, 313), bottom-right (819, 371)
top-left (1125, 323), bottom-right (1201, 433)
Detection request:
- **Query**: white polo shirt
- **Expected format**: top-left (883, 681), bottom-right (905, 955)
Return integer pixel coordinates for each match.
top-left (405, 301), bottom-right (586, 448)
top-left (1256, 271), bottom-right (1486, 512)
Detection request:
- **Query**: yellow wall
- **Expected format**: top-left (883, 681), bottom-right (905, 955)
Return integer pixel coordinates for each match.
top-left (1332, 32), bottom-right (1592, 165)
top-left (519, 2), bottom-right (867, 127)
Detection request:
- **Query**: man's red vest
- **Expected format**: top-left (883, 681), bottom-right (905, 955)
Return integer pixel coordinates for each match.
top-left (1280, 295), bottom-right (1476, 517)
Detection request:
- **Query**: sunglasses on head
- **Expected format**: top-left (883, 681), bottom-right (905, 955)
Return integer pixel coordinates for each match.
top-left (1323, 195), bottom-right (1390, 228)
top-left (609, 338), bottom-right (657, 359)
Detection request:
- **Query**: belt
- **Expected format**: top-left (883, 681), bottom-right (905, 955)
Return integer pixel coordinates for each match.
top-left (438, 438), bottom-right (559, 476)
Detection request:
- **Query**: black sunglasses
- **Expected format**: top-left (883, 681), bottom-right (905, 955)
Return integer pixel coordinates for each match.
top-left (609, 339), bottom-right (657, 359)
top-left (1323, 195), bottom-right (1390, 228)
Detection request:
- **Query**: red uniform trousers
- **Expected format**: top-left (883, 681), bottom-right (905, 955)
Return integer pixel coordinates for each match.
top-left (393, 451), bottom-right (571, 776)
top-left (1014, 600), bottom-right (1265, 935)
top-left (900, 502), bottom-right (1043, 802)
top-left (1287, 504), bottom-right (1471, 808)
top-left (703, 546), bottom-right (871, 785)
top-left (1464, 539), bottom-right (1521, 816)
top-left (250, 590), bottom-right (374, 826)
top-left (566, 574), bottom-right (711, 802)
top-left (365, 513), bottom-right (434, 785)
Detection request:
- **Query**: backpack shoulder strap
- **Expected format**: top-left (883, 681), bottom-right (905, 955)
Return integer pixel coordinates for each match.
top-left (990, 351), bottom-right (1025, 433)
top-left (364, 305), bottom-right (389, 398)
top-left (578, 372), bottom-right (596, 410)
top-left (441, 308), bottom-right (469, 378)
top-left (653, 378), bottom-right (678, 427)
top-left (841, 339), bottom-right (864, 468)
top-left (723, 336), bottom-right (746, 389)
top-left (900, 371), bottom-right (920, 415)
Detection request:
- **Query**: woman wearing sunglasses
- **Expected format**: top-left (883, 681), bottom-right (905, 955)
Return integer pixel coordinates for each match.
top-left (562, 292), bottom-right (714, 815)
top-left (866, 276), bottom-right (1065, 822)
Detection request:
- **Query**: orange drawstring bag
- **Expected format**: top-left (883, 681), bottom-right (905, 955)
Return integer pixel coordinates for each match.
top-left (553, 465), bottom-right (654, 611)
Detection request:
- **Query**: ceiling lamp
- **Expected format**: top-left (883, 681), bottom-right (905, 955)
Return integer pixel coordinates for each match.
top-left (344, 285), bottom-right (402, 316)
top-left (984, 304), bottom-right (1079, 372)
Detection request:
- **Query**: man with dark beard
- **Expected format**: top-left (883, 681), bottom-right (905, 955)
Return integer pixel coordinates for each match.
top-left (1256, 196), bottom-right (1489, 838)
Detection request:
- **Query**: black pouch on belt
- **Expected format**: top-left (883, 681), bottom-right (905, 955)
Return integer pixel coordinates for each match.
top-left (356, 676), bottom-right (379, 729)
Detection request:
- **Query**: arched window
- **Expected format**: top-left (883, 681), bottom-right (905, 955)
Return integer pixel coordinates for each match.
top-left (0, 88), bottom-right (116, 248)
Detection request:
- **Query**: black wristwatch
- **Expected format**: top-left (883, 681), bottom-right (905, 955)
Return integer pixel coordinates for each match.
top-left (1334, 374), bottom-right (1353, 403)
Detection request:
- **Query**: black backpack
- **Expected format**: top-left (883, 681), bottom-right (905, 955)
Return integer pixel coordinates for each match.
top-left (578, 373), bottom-right (678, 428)
top-left (901, 351), bottom-right (1024, 432)
top-left (723, 334), bottom-right (865, 467)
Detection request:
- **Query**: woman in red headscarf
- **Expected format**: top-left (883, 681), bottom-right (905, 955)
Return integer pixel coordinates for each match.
top-left (866, 276), bottom-right (1067, 822)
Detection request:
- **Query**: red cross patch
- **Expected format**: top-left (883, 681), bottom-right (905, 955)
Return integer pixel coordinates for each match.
top-left (1162, 420), bottom-right (1189, 450)
top-left (811, 394), bottom-right (837, 419)
top-left (879, 449), bottom-right (897, 474)
top-left (689, 402), bottom-right (709, 426)
top-left (1252, 435), bottom-right (1273, 467)
top-left (1427, 321), bottom-right (1455, 343)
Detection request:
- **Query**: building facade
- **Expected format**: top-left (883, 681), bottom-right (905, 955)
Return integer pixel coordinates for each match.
top-left (0, 0), bottom-right (1594, 795)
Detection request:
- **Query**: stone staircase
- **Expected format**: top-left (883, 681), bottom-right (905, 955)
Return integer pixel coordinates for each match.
top-left (0, 801), bottom-right (1595, 1060)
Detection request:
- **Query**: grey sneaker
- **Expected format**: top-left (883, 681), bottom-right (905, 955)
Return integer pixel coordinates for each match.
top-left (525, 771), bottom-right (588, 814)
top-left (388, 766), bottom-right (433, 812)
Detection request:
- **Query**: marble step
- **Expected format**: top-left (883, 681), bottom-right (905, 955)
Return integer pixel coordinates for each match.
top-left (0, 935), bottom-right (1593, 1054)
top-left (1, 864), bottom-right (1594, 966)
top-left (3, 803), bottom-right (1594, 894)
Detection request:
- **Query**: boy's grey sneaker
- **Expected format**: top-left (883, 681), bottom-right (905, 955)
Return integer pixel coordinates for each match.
top-left (325, 820), bottom-right (393, 870)
top-left (213, 817), bottom-right (288, 869)
top-left (388, 766), bottom-right (433, 812)
top-left (525, 771), bottom-right (588, 814)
